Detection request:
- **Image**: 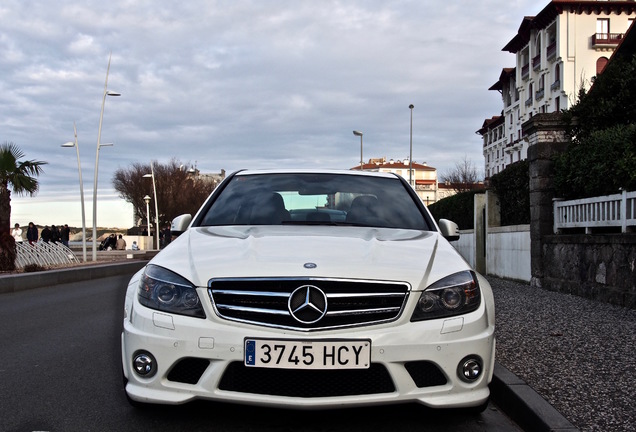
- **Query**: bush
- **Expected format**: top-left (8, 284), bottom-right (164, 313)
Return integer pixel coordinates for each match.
top-left (556, 53), bottom-right (636, 199)
top-left (427, 190), bottom-right (482, 230)
top-left (22, 263), bottom-right (47, 273)
top-left (555, 123), bottom-right (636, 199)
top-left (489, 160), bottom-right (530, 225)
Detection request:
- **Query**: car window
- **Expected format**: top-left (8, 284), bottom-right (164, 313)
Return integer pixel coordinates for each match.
top-left (196, 173), bottom-right (432, 230)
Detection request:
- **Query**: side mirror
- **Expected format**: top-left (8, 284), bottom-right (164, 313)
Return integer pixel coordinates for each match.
top-left (171, 214), bottom-right (192, 237)
top-left (438, 219), bottom-right (460, 241)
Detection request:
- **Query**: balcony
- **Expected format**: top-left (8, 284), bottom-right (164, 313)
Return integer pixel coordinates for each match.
top-left (532, 54), bottom-right (541, 71)
top-left (535, 88), bottom-right (545, 101)
top-left (550, 80), bottom-right (561, 91)
top-left (546, 41), bottom-right (557, 61)
top-left (525, 96), bottom-right (533, 107)
top-left (592, 33), bottom-right (624, 48)
top-left (521, 63), bottom-right (530, 81)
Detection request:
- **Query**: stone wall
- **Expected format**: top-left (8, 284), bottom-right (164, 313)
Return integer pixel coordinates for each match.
top-left (542, 234), bottom-right (636, 308)
top-left (524, 113), bottom-right (635, 309)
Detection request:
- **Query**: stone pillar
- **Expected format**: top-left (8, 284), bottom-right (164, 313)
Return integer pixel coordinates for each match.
top-left (522, 113), bottom-right (569, 288)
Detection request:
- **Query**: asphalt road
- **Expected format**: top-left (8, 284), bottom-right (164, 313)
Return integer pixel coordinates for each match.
top-left (0, 273), bottom-right (521, 432)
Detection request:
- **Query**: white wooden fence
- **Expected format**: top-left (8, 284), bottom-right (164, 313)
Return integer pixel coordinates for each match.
top-left (553, 190), bottom-right (636, 233)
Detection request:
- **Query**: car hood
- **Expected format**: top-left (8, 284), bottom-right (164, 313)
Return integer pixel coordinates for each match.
top-left (150, 226), bottom-right (471, 291)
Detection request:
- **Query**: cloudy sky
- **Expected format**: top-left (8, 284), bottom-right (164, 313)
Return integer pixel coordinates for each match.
top-left (2, 0), bottom-right (541, 228)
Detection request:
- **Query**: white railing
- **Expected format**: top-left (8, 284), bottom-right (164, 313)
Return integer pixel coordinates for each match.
top-left (15, 241), bottom-right (80, 269)
top-left (553, 190), bottom-right (636, 233)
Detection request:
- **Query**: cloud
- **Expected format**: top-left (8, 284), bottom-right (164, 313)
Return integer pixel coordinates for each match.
top-left (2, 0), bottom-right (543, 227)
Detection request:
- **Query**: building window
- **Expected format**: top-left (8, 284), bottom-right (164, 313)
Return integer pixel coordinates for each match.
top-left (551, 63), bottom-right (561, 91)
top-left (533, 34), bottom-right (542, 70)
top-left (597, 56), bottom-right (609, 75)
top-left (555, 95), bottom-right (560, 112)
top-left (597, 19), bottom-right (610, 38)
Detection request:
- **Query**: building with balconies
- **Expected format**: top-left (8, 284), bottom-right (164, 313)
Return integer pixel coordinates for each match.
top-left (479, 0), bottom-right (635, 179)
top-left (351, 157), bottom-right (438, 205)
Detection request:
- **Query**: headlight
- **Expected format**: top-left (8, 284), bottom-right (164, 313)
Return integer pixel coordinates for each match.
top-left (411, 271), bottom-right (481, 321)
top-left (138, 265), bottom-right (206, 318)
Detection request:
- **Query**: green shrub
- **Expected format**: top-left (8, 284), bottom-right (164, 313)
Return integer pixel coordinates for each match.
top-left (489, 160), bottom-right (530, 225)
top-left (427, 190), bottom-right (482, 230)
top-left (556, 53), bottom-right (636, 199)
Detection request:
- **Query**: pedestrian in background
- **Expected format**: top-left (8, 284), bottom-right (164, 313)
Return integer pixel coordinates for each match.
top-left (41, 226), bottom-right (52, 243)
top-left (11, 223), bottom-right (23, 243)
top-left (26, 222), bottom-right (38, 245)
top-left (51, 225), bottom-right (60, 243)
top-left (61, 224), bottom-right (70, 247)
top-left (116, 234), bottom-right (126, 250)
top-left (161, 224), bottom-right (172, 249)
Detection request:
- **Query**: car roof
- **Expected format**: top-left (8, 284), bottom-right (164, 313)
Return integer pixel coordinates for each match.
top-left (234, 169), bottom-right (399, 179)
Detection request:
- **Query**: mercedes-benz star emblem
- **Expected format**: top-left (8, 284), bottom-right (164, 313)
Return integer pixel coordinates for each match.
top-left (288, 285), bottom-right (327, 324)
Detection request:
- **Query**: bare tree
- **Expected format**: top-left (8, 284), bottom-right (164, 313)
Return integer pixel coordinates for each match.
top-left (112, 159), bottom-right (217, 228)
top-left (440, 155), bottom-right (482, 193)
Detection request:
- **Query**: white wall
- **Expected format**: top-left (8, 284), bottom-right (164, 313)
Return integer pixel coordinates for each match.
top-left (453, 225), bottom-right (531, 282)
top-left (486, 225), bottom-right (531, 282)
top-left (453, 229), bottom-right (475, 269)
top-left (123, 235), bottom-right (155, 250)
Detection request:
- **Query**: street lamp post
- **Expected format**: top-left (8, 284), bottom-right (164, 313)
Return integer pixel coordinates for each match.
top-left (92, 52), bottom-right (120, 261)
top-left (143, 162), bottom-right (159, 249)
top-left (353, 130), bottom-right (363, 171)
top-left (61, 122), bottom-right (87, 262)
top-left (143, 195), bottom-right (152, 249)
top-left (409, 104), bottom-right (414, 188)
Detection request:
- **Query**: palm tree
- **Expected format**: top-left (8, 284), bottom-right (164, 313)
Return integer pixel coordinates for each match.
top-left (0, 142), bottom-right (47, 271)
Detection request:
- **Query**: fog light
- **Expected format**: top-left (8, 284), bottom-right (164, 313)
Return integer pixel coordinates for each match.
top-left (457, 356), bottom-right (482, 382)
top-left (133, 351), bottom-right (157, 377)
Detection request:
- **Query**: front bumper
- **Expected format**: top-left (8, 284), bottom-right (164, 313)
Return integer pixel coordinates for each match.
top-left (122, 286), bottom-right (495, 409)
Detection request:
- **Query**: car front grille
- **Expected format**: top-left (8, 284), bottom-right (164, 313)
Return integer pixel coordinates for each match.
top-left (208, 277), bottom-right (410, 331)
top-left (218, 361), bottom-right (395, 397)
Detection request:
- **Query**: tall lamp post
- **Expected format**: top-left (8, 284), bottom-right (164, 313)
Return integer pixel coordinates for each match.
top-left (61, 122), bottom-right (87, 262)
top-left (92, 53), bottom-right (120, 261)
top-left (143, 195), bottom-right (152, 248)
top-left (143, 162), bottom-right (159, 249)
top-left (353, 130), bottom-right (363, 171)
top-left (409, 104), bottom-right (414, 187)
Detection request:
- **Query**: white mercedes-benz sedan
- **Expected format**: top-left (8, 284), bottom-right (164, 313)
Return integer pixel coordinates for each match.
top-left (121, 169), bottom-right (495, 411)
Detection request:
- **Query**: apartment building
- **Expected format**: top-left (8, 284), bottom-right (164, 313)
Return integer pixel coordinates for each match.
top-left (351, 157), bottom-right (438, 205)
top-left (479, 0), bottom-right (636, 179)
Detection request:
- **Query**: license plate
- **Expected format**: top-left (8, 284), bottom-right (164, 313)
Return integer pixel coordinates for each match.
top-left (244, 339), bottom-right (371, 370)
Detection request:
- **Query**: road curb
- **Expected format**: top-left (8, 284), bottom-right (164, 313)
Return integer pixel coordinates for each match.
top-left (0, 261), bottom-right (148, 294)
top-left (490, 362), bottom-right (579, 431)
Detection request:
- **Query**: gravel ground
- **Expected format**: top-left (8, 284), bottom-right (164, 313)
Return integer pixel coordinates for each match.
top-left (488, 276), bottom-right (636, 432)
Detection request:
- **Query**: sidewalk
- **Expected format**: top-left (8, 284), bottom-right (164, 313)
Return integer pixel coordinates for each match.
top-left (488, 276), bottom-right (636, 432)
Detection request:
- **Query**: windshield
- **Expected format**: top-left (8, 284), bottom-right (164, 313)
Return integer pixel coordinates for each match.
top-left (196, 172), bottom-right (432, 230)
